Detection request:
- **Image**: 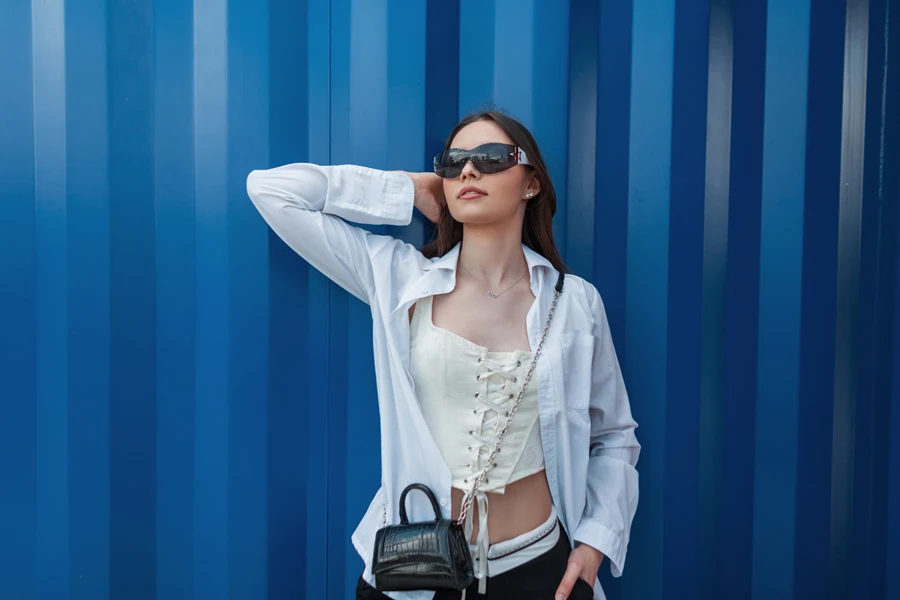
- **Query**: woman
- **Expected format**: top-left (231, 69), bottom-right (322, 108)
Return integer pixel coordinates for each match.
top-left (246, 110), bottom-right (639, 600)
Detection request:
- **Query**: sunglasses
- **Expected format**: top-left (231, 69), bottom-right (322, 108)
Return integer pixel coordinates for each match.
top-left (433, 143), bottom-right (532, 179)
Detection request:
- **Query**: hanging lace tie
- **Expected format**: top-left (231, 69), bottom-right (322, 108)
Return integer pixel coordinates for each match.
top-left (460, 355), bottom-right (522, 596)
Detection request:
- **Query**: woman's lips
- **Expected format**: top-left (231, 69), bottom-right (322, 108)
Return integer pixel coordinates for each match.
top-left (458, 186), bottom-right (487, 200)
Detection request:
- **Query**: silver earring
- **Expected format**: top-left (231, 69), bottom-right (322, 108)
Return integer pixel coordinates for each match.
top-left (526, 193), bottom-right (533, 198)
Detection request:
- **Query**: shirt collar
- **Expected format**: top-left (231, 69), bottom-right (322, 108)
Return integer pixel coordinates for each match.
top-left (423, 241), bottom-right (555, 275)
top-left (392, 242), bottom-right (555, 316)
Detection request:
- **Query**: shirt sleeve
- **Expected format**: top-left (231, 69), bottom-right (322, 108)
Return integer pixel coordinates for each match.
top-left (572, 284), bottom-right (641, 578)
top-left (246, 163), bottom-right (417, 304)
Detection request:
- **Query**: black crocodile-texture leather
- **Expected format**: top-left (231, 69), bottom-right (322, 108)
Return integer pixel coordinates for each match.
top-left (372, 484), bottom-right (475, 592)
top-left (372, 519), bottom-right (475, 591)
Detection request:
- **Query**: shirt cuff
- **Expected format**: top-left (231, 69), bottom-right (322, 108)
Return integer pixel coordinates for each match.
top-left (327, 164), bottom-right (415, 226)
top-left (572, 517), bottom-right (627, 578)
top-left (382, 170), bottom-right (415, 224)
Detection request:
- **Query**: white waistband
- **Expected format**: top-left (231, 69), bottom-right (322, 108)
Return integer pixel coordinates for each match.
top-left (466, 503), bottom-right (560, 589)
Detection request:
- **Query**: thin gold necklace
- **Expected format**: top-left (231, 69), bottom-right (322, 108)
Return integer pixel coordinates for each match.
top-left (459, 261), bottom-right (528, 299)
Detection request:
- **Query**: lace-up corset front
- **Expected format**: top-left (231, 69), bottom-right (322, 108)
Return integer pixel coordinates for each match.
top-left (408, 294), bottom-right (545, 593)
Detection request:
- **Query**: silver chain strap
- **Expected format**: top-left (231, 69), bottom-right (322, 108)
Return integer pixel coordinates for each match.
top-left (456, 282), bottom-right (563, 530)
top-left (379, 278), bottom-right (564, 531)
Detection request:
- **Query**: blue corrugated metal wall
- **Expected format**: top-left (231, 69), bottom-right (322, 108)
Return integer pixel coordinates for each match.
top-left (1, 0), bottom-right (898, 598)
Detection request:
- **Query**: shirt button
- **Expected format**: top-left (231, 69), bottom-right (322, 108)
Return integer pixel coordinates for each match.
top-left (440, 498), bottom-right (448, 507)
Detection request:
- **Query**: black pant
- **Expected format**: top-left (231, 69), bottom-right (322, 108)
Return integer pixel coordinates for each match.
top-left (356, 522), bottom-right (595, 599)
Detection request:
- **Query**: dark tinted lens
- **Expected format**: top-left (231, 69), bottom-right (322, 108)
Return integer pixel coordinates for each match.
top-left (444, 148), bottom-right (472, 177)
top-left (433, 143), bottom-right (517, 178)
top-left (471, 143), bottom-right (515, 174)
top-left (433, 151), bottom-right (449, 177)
top-left (433, 149), bottom-right (465, 178)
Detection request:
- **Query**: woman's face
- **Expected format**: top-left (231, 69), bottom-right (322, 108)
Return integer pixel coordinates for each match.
top-left (442, 120), bottom-right (539, 225)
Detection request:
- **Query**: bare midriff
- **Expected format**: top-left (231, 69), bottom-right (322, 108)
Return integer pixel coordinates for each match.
top-left (450, 469), bottom-right (553, 544)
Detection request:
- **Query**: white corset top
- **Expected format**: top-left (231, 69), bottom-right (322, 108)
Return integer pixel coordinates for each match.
top-left (408, 295), bottom-right (545, 593)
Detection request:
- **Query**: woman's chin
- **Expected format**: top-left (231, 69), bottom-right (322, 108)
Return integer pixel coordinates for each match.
top-left (450, 207), bottom-right (493, 223)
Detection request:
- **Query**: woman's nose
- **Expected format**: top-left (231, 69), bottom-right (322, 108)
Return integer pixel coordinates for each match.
top-left (459, 160), bottom-right (480, 179)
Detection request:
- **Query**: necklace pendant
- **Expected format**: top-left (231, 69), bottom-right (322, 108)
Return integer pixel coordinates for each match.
top-left (487, 291), bottom-right (498, 299)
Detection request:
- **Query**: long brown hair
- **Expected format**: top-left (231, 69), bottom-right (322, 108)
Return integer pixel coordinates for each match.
top-left (419, 110), bottom-right (570, 274)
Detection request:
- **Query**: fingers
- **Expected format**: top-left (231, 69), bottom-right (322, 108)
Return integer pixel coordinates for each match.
top-left (555, 558), bottom-right (583, 600)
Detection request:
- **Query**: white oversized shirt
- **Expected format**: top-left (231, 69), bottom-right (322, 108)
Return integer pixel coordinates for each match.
top-left (246, 163), bottom-right (640, 600)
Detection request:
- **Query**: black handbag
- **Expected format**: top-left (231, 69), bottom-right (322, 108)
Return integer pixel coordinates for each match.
top-left (372, 483), bottom-right (475, 591)
top-left (371, 273), bottom-right (566, 593)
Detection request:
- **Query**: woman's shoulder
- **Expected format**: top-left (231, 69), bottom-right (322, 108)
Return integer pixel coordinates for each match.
top-left (365, 233), bottom-right (432, 274)
top-left (364, 236), bottom-right (438, 308)
top-left (557, 272), bottom-right (596, 305)
top-left (555, 272), bottom-right (608, 334)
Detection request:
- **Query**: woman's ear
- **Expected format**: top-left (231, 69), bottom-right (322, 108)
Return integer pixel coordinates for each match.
top-left (525, 174), bottom-right (541, 199)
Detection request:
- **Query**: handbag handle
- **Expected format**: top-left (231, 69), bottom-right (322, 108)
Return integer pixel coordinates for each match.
top-left (399, 483), bottom-right (443, 524)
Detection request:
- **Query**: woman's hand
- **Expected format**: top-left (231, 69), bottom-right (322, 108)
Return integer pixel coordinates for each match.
top-left (555, 543), bottom-right (604, 600)
top-left (400, 171), bottom-right (445, 224)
